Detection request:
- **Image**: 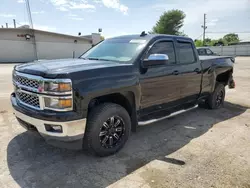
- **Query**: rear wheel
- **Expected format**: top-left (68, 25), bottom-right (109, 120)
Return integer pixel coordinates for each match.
top-left (84, 103), bottom-right (131, 157)
top-left (200, 83), bottom-right (225, 109)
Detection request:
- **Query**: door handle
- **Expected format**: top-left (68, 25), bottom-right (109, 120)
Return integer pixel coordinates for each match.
top-left (194, 68), bottom-right (201, 73)
top-left (172, 70), bottom-right (179, 75)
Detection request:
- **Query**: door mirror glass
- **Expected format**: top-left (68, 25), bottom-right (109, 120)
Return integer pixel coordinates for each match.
top-left (142, 54), bottom-right (169, 68)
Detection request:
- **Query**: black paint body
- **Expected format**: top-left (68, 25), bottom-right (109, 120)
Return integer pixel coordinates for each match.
top-left (13, 34), bottom-right (234, 126)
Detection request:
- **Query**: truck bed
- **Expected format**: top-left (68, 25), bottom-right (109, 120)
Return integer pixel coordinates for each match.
top-left (199, 55), bottom-right (232, 61)
top-left (199, 55), bottom-right (235, 65)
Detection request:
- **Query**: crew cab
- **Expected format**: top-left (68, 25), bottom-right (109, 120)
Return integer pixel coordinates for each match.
top-left (11, 33), bottom-right (235, 156)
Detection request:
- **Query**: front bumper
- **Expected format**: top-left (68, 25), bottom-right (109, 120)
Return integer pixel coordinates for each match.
top-left (11, 94), bottom-right (87, 150)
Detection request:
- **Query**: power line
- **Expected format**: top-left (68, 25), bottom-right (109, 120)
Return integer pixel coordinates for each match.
top-left (194, 33), bottom-right (203, 40)
top-left (207, 31), bottom-right (250, 33)
top-left (16, 21), bottom-right (23, 26)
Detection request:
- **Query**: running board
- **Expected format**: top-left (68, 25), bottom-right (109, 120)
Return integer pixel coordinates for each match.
top-left (138, 105), bottom-right (198, 126)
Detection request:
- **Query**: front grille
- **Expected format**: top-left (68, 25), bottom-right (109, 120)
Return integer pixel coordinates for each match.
top-left (15, 75), bottom-right (39, 89)
top-left (16, 91), bottom-right (40, 109)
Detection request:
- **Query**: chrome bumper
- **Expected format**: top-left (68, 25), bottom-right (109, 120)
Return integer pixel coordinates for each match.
top-left (13, 109), bottom-right (86, 141)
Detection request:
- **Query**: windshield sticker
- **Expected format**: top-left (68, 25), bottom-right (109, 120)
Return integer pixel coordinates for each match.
top-left (129, 39), bottom-right (146, 44)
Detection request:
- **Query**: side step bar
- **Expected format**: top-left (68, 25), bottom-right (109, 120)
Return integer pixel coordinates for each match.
top-left (138, 105), bottom-right (198, 126)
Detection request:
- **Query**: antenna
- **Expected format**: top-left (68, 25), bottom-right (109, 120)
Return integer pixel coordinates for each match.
top-left (140, 31), bottom-right (147, 37)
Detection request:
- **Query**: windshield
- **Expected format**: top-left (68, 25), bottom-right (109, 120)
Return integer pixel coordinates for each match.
top-left (80, 38), bottom-right (146, 63)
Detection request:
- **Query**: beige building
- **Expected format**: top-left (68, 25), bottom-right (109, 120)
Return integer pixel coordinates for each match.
top-left (0, 28), bottom-right (101, 63)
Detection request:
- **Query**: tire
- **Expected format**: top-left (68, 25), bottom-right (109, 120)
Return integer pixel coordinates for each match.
top-left (206, 83), bottom-right (225, 109)
top-left (84, 103), bottom-right (131, 157)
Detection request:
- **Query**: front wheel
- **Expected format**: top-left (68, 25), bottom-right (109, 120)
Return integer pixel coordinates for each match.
top-left (84, 103), bottom-right (131, 157)
top-left (207, 83), bottom-right (225, 109)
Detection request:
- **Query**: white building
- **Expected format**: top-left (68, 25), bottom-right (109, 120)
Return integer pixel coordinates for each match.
top-left (0, 28), bottom-right (101, 63)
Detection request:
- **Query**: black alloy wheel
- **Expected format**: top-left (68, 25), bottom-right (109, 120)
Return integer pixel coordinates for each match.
top-left (215, 90), bottom-right (224, 108)
top-left (205, 83), bottom-right (225, 109)
top-left (99, 116), bottom-right (125, 148)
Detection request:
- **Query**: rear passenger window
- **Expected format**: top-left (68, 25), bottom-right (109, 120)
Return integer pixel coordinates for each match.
top-left (147, 41), bottom-right (176, 64)
top-left (198, 49), bottom-right (206, 55)
top-left (178, 42), bottom-right (196, 64)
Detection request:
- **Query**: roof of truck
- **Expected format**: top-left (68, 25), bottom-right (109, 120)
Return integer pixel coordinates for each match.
top-left (110, 34), bottom-right (193, 42)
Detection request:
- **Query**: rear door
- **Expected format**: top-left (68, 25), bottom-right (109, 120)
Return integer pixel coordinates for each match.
top-left (176, 40), bottom-right (202, 103)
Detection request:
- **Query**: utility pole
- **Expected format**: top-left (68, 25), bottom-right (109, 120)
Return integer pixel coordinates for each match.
top-left (201, 14), bottom-right (207, 46)
top-left (25, 0), bottom-right (34, 29)
top-left (6, 23), bottom-right (8, 28)
top-left (13, 19), bottom-right (16, 28)
top-left (25, 0), bottom-right (38, 60)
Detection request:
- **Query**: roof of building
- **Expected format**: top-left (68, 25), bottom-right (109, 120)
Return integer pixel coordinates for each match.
top-left (0, 28), bottom-right (92, 42)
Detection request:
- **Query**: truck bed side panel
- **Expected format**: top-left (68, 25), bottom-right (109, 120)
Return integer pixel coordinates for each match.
top-left (200, 56), bottom-right (234, 97)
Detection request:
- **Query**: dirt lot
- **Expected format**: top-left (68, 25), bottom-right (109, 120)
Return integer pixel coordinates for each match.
top-left (0, 57), bottom-right (250, 188)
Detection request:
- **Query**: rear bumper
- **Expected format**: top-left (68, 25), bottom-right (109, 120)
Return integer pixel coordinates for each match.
top-left (11, 94), bottom-right (86, 150)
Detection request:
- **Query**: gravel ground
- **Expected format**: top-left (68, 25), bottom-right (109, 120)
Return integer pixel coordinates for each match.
top-left (0, 57), bottom-right (249, 188)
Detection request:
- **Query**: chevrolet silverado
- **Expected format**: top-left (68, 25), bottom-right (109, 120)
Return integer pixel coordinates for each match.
top-left (11, 33), bottom-right (235, 156)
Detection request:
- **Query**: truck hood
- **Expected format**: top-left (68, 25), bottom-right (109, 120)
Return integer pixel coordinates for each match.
top-left (15, 58), bottom-right (134, 78)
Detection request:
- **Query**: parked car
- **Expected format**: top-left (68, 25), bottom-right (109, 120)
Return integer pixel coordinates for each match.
top-left (197, 47), bottom-right (236, 63)
top-left (197, 47), bottom-right (218, 56)
top-left (11, 33), bottom-right (235, 156)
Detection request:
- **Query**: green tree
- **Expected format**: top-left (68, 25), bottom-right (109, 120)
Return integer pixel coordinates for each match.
top-left (194, 39), bottom-right (203, 47)
top-left (204, 38), bottom-right (212, 44)
top-left (223, 33), bottom-right (239, 44)
top-left (212, 38), bottom-right (226, 46)
top-left (152, 9), bottom-right (186, 35)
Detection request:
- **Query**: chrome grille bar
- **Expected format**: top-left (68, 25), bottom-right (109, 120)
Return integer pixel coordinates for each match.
top-left (16, 89), bottom-right (41, 110)
top-left (13, 71), bottom-right (73, 111)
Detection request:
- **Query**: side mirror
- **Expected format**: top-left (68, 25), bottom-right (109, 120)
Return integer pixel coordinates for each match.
top-left (142, 54), bottom-right (169, 68)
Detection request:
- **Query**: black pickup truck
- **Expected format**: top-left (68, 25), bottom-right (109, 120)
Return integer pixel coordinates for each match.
top-left (11, 33), bottom-right (235, 156)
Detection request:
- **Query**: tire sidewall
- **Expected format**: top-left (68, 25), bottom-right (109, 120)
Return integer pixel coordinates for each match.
top-left (210, 83), bottom-right (225, 109)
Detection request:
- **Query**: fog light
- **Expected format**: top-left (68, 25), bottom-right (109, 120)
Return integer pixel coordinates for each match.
top-left (45, 124), bottom-right (62, 133)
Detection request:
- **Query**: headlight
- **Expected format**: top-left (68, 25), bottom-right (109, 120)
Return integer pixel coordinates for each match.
top-left (44, 81), bottom-right (72, 93)
top-left (44, 97), bottom-right (72, 110)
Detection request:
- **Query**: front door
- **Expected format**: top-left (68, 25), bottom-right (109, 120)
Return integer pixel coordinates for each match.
top-left (139, 39), bottom-right (182, 117)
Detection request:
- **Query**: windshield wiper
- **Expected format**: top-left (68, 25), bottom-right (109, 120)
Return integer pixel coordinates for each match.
top-left (86, 57), bottom-right (100, 60)
top-left (82, 57), bottom-right (112, 61)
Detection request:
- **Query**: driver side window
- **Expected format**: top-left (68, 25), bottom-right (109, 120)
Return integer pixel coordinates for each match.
top-left (147, 41), bottom-right (176, 64)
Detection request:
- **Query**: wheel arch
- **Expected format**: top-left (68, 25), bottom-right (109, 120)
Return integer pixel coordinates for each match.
top-left (87, 91), bottom-right (138, 132)
top-left (210, 68), bottom-right (233, 92)
top-left (216, 69), bottom-right (233, 86)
